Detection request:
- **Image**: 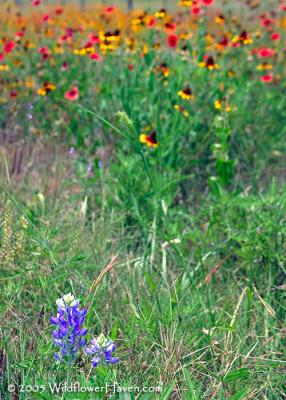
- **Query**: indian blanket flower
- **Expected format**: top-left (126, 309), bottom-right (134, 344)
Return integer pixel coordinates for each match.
top-left (4, 41), bottom-right (16, 54)
top-left (155, 8), bottom-right (167, 19)
top-left (89, 52), bottom-right (102, 61)
top-left (202, 0), bottom-right (215, 6)
top-left (260, 73), bottom-right (274, 83)
top-left (140, 130), bottom-right (159, 148)
top-left (167, 34), bottom-right (179, 48)
top-left (85, 333), bottom-right (119, 368)
top-left (214, 99), bottom-right (232, 112)
top-left (271, 33), bottom-right (280, 41)
top-left (178, 86), bottom-right (193, 100)
top-left (154, 62), bottom-right (170, 78)
top-left (179, 0), bottom-right (193, 7)
top-left (32, 0), bottom-right (42, 6)
top-left (261, 16), bottom-right (274, 28)
top-left (199, 55), bottom-right (219, 70)
top-left (42, 14), bottom-right (50, 23)
top-left (65, 86), bottom-right (79, 101)
top-left (258, 47), bottom-right (275, 58)
top-left (37, 82), bottom-right (56, 96)
top-left (50, 293), bottom-right (88, 362)
top-left (174, 104), bottom-right (189, 117)
top-left (192, 5), bottom-right (201, 15)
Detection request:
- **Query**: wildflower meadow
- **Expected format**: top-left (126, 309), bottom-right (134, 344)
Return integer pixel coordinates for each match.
top-left (0, 0), bottom-right (286, 399)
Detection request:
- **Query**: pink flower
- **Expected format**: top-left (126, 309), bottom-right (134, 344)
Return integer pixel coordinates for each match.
top-left (4, 40), bottom-right (15, 54)
top-left (89, 33), bottom-right (100, 44)
top-left (39, 46), bottom-right (49, 54)
top-left (89, 53), bottom-right (102, 61)
top-left (202, 0), bottom-right (215, 6)
top-left (32, 0), bottom-right (42, 6)
top-left (192, 6), bottom-right (201, 15)
top-left (55, 7), bottom-right (63, 15)
top-left (15, 31), bottom-right (24, 40)
top-left (258, 47), bottom-right (275, 58)
top-left (38, 46), bottom-right (50, 61)
top-left (260, 74), bottom-right (273, 83)
top-left (105, 6), bottom-right (115, 13)
top-left (65, 86), bottom-right (79, 101)
top-left (165, 22), bottom-right (177, 33)
top-left (0, 53), bottom-right (4, 61)
top-left (167, 34), bottom-right (179, 48)
top-left (271, 33), bottom-right (280, 41)
top-left (148, 18), bottom-right (155, 28)
top-left (43, 14), bottom-right (50, 22)
top-left (10, 90), bottom-right (18, 99)
top-left (61, 61), bottom-right (68, 71)
top-left (261, 17), bottom-right (274, 27)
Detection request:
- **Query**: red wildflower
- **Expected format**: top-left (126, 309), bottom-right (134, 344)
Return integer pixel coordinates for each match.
top-left (271, 33), bottom-right (280, 41)
top-left (128, 64), bottom-right (134, 71)
top-left (167, 34), bottom-right (179, 48)
top-left (61, 61), bottom-right (68, 71)
top-left (65, 86), bottom-right (79, 101)
top-left (258, 48), bottom-right (275, 58)
top-left (89, 53), bottom-right (102, 61)
top-left (140, 131), bottom-right (159, 148)
top-left (192, 6), bottom-right (201, 15)
top-left (148, 18), bottom-right (156, 28)
top-left (10, 90), bottom-right (18, 99)
top-left (4, 41), bottom-right (15, 54)
top-left (0, 54), bottom-right (3, 61)
top-left (165, 22), bottom-right (177, 33)
top-left (260, 74), bottom-right (273, 83)
top-left (218, 35), bottom-right (229, 47)
top-left (202, 0), bottom-right (215, 6)
top-left (261, 17), bottom-right (274, 27)
top-left (55, 7), bottom-right (63, 15)
top-left (89, 34), bottom-right (100, 44)
top-left (32, 0), bottom-right (42, 6)
top-left (105, 6), bottom-right (115, 13)
top-left (15, 31), bottom-right (24, 40)
top-left (39, 46), bottom-right (49, 54)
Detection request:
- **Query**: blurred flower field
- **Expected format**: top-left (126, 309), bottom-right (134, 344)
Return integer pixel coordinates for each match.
top-left (0, 0), bottom-right (286, 399)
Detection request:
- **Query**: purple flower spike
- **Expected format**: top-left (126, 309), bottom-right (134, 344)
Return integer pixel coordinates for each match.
top-left (50, 293), bottom-right (88, 363)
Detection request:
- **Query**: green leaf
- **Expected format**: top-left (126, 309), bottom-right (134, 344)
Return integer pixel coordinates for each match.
top-left (229, 388), bottom-right (247, 400)
top-left (119, 393), bottom-right (132, 400)
top-left (160, 382), bottom-right (175, 400)
top-left (223, 368), bottom-right (250, 383)
top-left (144, 273), bottom-right (156, 293)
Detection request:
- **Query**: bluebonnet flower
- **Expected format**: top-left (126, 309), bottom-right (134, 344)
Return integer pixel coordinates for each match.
top-left (27, 103), bottom-right (33, 120)
top-left (68, 147), bottom-right (76, 156)
top-left (50, 293), bottom-right (88, 362)
top-left (87, 162), bottom-right (93, 175)
top-left (85, 333), bottom-right (119, 367)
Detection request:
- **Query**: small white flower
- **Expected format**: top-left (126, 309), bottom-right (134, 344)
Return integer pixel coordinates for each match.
top-left (56, 293), bottom-right (77, 309)
top-left (161, 238), bottom-right (181, 249)
top-left (97, 333), bottom-right (107, 347)
top-left (56, 298), bottom-right (65, 309)
top-left (63, 292), bottom-right (77, 307)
